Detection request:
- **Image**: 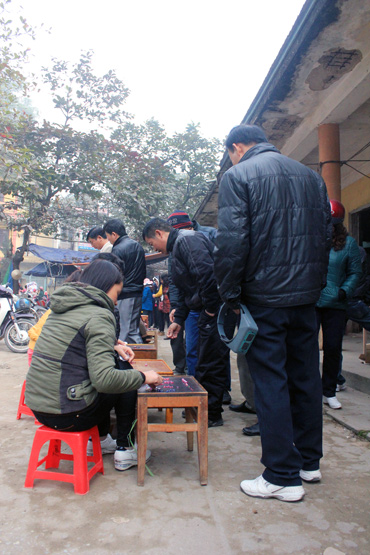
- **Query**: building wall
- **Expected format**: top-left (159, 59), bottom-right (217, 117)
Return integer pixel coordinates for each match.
top-left (342, 174), bottom-right (370, 227)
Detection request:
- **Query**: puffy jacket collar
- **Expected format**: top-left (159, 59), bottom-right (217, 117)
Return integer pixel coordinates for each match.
top-left (50, 282), bottom-right (114, 314)
top-left (166, 227), bottom-right (179, 253)
top-left (239, 142), bottom-right (280, 164)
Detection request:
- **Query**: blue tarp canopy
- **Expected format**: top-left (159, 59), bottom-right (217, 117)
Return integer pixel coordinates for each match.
top-left (27, 243), bottom-right (168, 266)
top-left (28, 243), bottom-right (97, 264)
top-left (24, 262), bottom-right (79, 278)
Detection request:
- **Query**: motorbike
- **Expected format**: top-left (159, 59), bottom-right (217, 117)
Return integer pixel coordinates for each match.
top-left (14, 295), bottom-right (48, 321)
top-left (0, 286), bottom-right (37, 353)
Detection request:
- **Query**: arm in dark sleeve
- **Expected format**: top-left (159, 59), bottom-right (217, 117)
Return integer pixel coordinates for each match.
top-left (173, 287), bottom-right (190, 326)
top-left (168, 255), bottom-right (180, 309)
top-left (341, 238), bottom-right (363, 299)
top-left (214, 171), bottom-right (250, 308)
top-left (168, 250), bottom-right (189, 325)
top-left (321, 182), bottom-right (332, 288)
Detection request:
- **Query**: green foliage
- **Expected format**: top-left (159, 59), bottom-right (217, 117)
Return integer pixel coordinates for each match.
top-left (0, 0), bottom-right (223, 253)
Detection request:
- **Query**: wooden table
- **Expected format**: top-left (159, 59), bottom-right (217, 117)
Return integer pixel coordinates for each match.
top-left (136, 376), bottom-right (208, 486)
top-left (127, 343), bottom-right (157, 359)
top-left (131, 359), bottom-right (173, 375)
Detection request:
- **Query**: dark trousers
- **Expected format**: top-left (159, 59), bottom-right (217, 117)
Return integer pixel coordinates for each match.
top-left (117, 296), bottom-right (142, 343)
top-left (316, 307), bottom-right (347, 397)
top-left (246, 304), bottom-right (323, 487)
top-left (195, 309), bottom-right (229, 421)
top-left (157, 309), bottom-right (164, 331)
top-left (170, 327), bottom-right (187, 373)
top-left (153, 304), bottom-right (160, 328)
top-left (33, 390), bottom-right (137, 448)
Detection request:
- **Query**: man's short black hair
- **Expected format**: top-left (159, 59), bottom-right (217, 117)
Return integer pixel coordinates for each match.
top-left (225, 124), bottom-right (267, 150)
top-left (103, 219), bottom-right (126, 237)
top-left (142, 218), bottom-right (171, 241)
top-left (86, 226), bottom-right (106, 241)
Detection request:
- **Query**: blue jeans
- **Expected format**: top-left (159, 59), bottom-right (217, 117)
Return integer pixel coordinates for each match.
top-left (246, 304), bottom-right (323, 486)
top-left (185, 311), bottom-right (200, 377)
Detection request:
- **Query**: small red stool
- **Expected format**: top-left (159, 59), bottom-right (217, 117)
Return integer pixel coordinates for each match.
top-left (16, 380), bottom-right (40, 424)
top-left (24, 425), bottom-right (104, 495)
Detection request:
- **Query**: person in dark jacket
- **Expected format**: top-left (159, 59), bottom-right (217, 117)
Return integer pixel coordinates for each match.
top-left (214, 124), bottom-right (332, 502)
top-left (26, 259), bottom-right (162, 471)
top-left (103, 219), bottom-right (146, 343)
top-left (167, 210), bottom-right (232, 401)
top-left (316, 200), bottom-right (362, 409)
top-left (143, 218), bottom-right (229, 427)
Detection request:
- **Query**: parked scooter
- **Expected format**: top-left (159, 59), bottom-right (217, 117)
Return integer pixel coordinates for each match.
top-left (0, 285), bottom-right (36, 353)
top-left (14, 295), bottom-right (48, 321)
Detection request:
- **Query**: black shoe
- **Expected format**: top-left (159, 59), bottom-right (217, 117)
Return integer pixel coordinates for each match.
top-left (222, 391), bottom-right (232, 405)
top-left (242, 422), bottom-right (260, 436)
top-left (208, 417), bottom-right (224, 428)
top-left (229, 401), bottom-right (256, 414)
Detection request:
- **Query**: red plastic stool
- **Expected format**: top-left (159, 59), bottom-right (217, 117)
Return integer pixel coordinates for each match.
top-left (24, 425), bottom-right (104, 495)
top-left (16, 380), bottom-right (40, 424)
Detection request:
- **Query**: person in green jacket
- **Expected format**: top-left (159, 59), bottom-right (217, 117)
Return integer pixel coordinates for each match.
top-left (26, 259), bottom-right (162, 471)
top-left (316, 200), bottom-right (362, 410)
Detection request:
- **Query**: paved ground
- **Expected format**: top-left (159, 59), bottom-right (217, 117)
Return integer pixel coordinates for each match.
top-left (0, 334), bottom-right (369, 555)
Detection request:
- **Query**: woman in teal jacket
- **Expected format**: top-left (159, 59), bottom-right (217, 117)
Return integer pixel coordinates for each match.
top-left (316, 201), bottom-right (362, 409)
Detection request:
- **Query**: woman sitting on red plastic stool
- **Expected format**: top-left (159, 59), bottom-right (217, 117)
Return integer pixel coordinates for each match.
top-left (25, 259), bottom-right (162, 471)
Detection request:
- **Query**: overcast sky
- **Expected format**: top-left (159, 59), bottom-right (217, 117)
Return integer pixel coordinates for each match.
top-left (11, 0), bottom-right (306, 140)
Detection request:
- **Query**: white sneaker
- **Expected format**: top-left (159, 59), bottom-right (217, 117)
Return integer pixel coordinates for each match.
top-left (336, 384), bottom-right (347, 392)
top-left (87, 433), bottom-right (117, 456)
top-left (240, 475), bottom-right (305, 502)
top-left (323, 395), bottom-right (342, 409)
top-left (114, 447), bottom-right (151, 471)
top-left (299, 469), bottom-right (322, 482)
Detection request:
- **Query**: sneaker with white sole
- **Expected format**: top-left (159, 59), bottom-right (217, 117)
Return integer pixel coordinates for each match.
top-left (323, 395), bottom-right (342, 409)
top-left (336, 384), bottom-right (346, 392)
top-left (114, 447), bottom-right (151, 471)
top-left (87, 433), bottom-right (117, 456)
top-left (240, 475), bottom-right (305, 502)
top-left (299, 469), bottom-right (322, 482)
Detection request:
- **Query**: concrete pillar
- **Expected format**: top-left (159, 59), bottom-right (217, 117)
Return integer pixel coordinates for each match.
top-left (318, 123), bottom-right (341, 200)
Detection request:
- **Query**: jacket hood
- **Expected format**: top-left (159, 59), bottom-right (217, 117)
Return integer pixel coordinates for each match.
top-left (50, 282), bottom-right (114, 314)
top-left (239, 142), bottom-right (280, 164)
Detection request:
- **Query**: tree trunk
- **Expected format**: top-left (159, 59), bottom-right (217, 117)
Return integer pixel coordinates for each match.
top-left (11, 227), bottom-right (31, 294)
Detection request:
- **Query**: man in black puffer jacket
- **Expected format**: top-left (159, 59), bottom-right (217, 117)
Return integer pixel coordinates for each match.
top-left (103, 219), bottom-right (146, 343)
top-left (215, 124), bottom-right (332, 502)
top-left (143, 218), bottom-right (229, 427)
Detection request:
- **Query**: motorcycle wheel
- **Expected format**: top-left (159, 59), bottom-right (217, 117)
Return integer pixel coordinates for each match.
top-left (4, 319), bottom-right (35, 354)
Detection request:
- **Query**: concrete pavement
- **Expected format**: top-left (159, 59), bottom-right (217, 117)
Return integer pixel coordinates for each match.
top-left (0, 333), bottom-right (369, 555)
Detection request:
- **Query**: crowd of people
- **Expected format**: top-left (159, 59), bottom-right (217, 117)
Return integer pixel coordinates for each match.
top-left (24, 124), bottom-right (370, 503)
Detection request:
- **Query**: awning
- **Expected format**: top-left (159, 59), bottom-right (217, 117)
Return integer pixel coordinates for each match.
top-left (24, 262), bottom-right (79, 278)
top-left (27, 243), bottom-right (168, 266)
top-left (28, 244), bottom-right (97, 264)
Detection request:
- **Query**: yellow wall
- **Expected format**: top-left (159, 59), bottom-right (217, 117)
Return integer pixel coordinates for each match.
top-left (342, 175), bottom-right (370, 227)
